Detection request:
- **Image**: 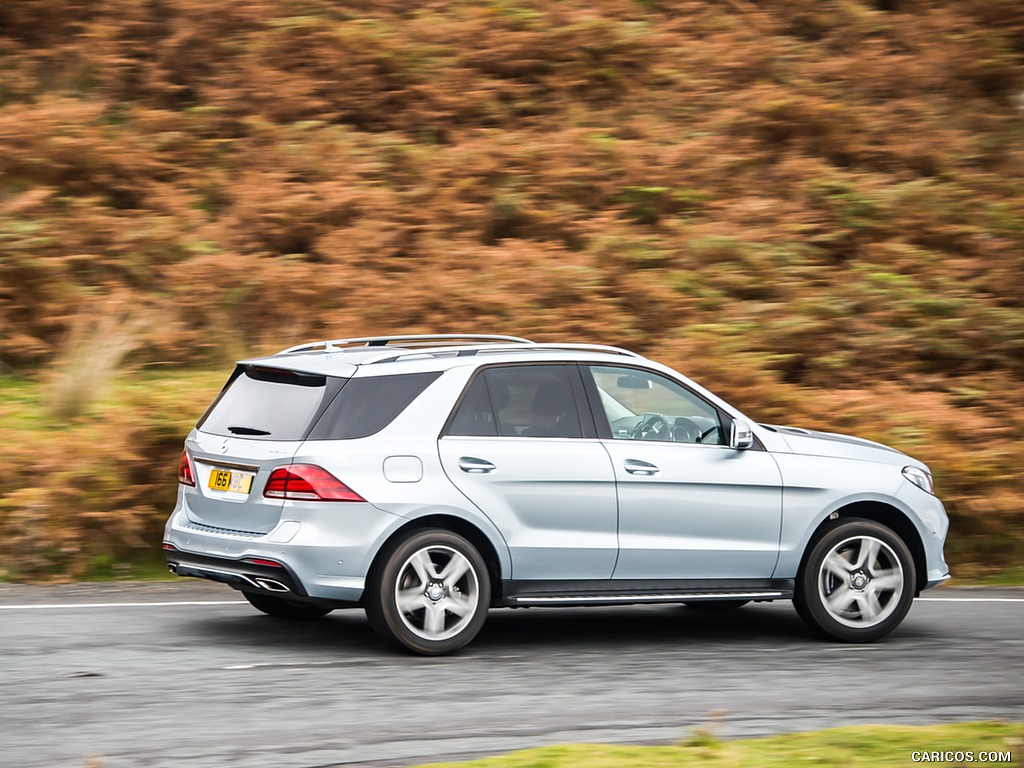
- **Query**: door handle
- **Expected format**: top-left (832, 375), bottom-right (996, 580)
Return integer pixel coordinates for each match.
top-left (459, 457), bottom-right (496, 474)
top-left (624, 459), bottom-right (660, 476)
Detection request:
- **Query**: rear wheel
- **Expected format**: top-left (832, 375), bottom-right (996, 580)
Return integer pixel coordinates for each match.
top-left (795, 518), bottom-right (915, 642)
top-left (366, 529), bottom-right (490, 655)
top-left (242, 591), bottom-right (332, 620)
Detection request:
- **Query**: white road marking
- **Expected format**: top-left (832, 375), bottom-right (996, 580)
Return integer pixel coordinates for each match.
top-left (224, 660), bottom-right (341, 670)
top-left (918, 597), bottom-right (1024, 602)
top-left (0, 600), bottom-right (246, 610)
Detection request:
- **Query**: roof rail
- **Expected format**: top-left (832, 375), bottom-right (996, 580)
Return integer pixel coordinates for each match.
top-left (361, 342), bottom-right (643, 365)
top-left (280, 334), bottom-right (532, 355)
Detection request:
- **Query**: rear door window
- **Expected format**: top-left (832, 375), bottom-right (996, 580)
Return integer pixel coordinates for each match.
top-left (446, 375), bottom-right (498, 437)
top-left (446, 365), bottom-right (584, 439)
top-left (198, 366), bottom-right (330, 441)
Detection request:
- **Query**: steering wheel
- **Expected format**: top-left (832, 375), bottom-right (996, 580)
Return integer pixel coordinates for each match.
top-left (632, 414), bottom-right (668, 440)
top-left (672, 417), bottom-right (700, 443)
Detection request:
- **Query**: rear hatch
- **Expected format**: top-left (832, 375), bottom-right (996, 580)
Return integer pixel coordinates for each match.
top-left (183, 364), bottom-right (344, 534)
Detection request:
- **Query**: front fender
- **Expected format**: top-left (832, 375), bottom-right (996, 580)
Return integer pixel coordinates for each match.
top-left (771, 453), bottom-right (906, 579)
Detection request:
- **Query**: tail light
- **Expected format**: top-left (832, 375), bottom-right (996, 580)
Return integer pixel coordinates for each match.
top-left (263, 464), bottom-right (365, 502)
top-left (242, 558), bottom-right (284, 568)
top-left (178, 449), bottom-right (196, 487)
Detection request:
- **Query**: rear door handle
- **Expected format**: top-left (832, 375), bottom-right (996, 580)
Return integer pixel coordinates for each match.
top-left (459, 457), bottom-right (496, 474)
top-left (624, 459), bottom-right (659, 476)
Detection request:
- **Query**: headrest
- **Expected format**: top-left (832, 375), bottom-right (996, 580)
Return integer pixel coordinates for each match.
top-left (532, 380), bottom-right (570, 418)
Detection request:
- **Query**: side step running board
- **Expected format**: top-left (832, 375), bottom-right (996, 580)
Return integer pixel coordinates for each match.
top-left (500, 579), bottom-right (795, 607)
top-left (511, 591), bottom-right (787, 606)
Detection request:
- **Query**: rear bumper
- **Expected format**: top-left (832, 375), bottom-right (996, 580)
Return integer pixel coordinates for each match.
top-left (164, 549), bottom-right (358, 606)
top-left (163, 492), bottom-right (406, 603)
top-left (165, 549), bottom-right (304, 594)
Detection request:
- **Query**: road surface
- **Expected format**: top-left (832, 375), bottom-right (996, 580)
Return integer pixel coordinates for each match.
top-left (1, 581), bottom-right (1021, 767)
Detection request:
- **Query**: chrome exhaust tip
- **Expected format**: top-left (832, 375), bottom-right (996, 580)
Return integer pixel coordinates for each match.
top-left (167, 563), bottom-right (178, 574)
top-left (254, 578), bottom-right (290, 593)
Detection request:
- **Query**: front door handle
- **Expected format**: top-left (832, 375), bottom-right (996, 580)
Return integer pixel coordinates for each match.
top-left (459, 457), bottom-right (496, 474)
top-left (624, 459), bottom-right (660, 476)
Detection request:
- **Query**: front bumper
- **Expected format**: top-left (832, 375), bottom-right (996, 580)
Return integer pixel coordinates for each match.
top-left (891, 479), bottom-right (951, 592)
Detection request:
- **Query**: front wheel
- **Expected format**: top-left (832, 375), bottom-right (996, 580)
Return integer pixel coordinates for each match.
top-left (795, 518), bottom-right (916, 643)
top-left (366, 529), bottom-right (490, 655)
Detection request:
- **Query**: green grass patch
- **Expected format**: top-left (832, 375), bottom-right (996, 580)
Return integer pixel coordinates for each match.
top-left (0, 368), bottom-right (229, 581)
top-left (81, 552), bottom-right (178, 582)
top-left (0, 368), bottom-right (227, 434)
top-left (952, 566), bottom-right (1024, 587)
top-left (417, 722), bottom-right (1022, 768)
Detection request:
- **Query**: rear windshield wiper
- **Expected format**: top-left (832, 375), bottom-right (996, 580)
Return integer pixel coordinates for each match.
top-left (226, 425), bottom-right (272, 436)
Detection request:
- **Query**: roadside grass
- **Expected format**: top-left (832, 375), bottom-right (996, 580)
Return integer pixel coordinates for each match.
top-left (417, 722), bottom-right (1023, 768)
top-left (952, 566), bottom-right (1024, 587)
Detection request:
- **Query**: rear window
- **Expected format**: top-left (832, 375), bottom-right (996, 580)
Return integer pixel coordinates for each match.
top-left (198, 366), bottom-right (330, 441)
top-left (307, 372), bottom-right (441, 440)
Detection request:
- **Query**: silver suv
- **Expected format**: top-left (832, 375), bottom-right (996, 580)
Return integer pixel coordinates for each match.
top-left (164, 334), bottom-right (950, 654)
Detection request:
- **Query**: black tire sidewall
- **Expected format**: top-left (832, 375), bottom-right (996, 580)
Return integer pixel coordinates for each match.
top-left (796, 518), bottom-right (916, 643)
top-left (683, 600), bottom-right (750, 611)
top-left (242, 591), bottom-right (332, 620)
top-left (367, 528), bottom-right (491, 655)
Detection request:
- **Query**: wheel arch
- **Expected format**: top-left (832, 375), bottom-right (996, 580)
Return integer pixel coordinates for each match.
top-left (799, 501), bottom-right (927, 595)
top-left (365, 514), bottom-right (505, 605)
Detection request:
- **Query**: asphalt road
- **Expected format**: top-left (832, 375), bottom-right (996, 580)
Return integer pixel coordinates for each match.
top-left (1, 582), bottom-right (1021, 768)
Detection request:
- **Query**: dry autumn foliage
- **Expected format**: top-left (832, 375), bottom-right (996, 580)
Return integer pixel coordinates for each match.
top-left (0, 0), bottom-right (1022, 579)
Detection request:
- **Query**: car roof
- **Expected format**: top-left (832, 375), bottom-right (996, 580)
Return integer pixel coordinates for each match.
top-left (237, 335), bottom-right (650, 378)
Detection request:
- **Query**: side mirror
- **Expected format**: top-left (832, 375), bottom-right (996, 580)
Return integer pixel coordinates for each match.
top-left (730, 419), bottom-right (754, 450)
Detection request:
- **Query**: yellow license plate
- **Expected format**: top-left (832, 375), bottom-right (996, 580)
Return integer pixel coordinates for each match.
top-left (208, 469), bottom-right (253, 494)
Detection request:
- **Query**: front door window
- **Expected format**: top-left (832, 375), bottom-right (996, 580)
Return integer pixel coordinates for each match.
top-left (588, 365), bottom-right (725, 445)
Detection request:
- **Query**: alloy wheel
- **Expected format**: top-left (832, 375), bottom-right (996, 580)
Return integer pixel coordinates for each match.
top-left (817, 535), bottom-right (905, 629)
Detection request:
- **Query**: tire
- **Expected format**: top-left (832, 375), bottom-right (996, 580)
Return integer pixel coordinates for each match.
top-left (366, 528), bottom-right (490, 656)
top-left (242, 591), bottom-right (333, 620)
top-left (794, 518), bottom-right (916, 643)
top-left (683, 600), bottom-right (750, 611)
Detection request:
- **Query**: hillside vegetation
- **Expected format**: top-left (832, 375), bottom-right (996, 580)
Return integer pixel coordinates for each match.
top-left (0, 0), bottom-right (1022, 579)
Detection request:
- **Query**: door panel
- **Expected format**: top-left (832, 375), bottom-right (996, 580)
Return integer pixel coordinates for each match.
top-left (579, 363), bottom-right (783, 580)
top-left (439, 363), bottom-right (617, 580)
top-left (603, 442), bottom-right (783, 579)
top-left (439, 437), bottom-right (618, 580)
